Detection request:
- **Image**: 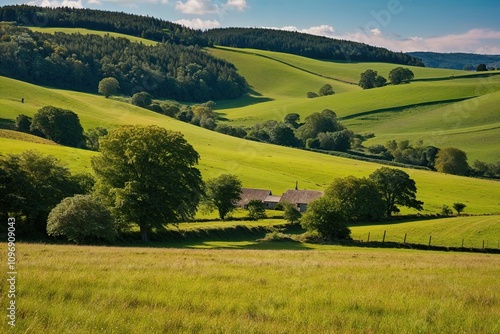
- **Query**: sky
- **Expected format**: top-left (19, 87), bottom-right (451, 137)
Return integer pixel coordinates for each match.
top-left (2, 0), bottom-right (500, 54)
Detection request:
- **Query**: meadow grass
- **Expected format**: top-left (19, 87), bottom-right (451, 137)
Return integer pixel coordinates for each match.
top-left (350, 215), bottom-right (500, 249)
top-left (1, 75), bottom-right (500, 214)
top-left (0, 243), bottom-right (499, 333)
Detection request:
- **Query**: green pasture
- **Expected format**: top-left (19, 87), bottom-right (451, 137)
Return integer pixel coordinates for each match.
top-left (212, 46), bottom-right (465, 84)
top-left (1, 243), bottom-right (499, 333)
top-left (210, 47), bottom-right (500, 163)
top-left (350, 215), bottom-right (500, 249)
top-left (1, 75), bottom-right (500, 214)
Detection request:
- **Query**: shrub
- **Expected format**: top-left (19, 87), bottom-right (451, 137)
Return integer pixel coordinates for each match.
top-left (247, 200), bottom-right (267, 220)
top-left (131, 92), bottom-right (153, 108)
top-left (47, 195), bottom-right (116, 244)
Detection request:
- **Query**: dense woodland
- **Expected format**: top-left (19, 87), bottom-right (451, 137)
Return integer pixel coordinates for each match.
top-left (0, 24), bottom-right (246, 101)
top-left (203, 28), bottom-right (424, 66)
top-left (408, 52), bottom-right (500, 70)
top-left (0, 5), bottom-right (206, 46)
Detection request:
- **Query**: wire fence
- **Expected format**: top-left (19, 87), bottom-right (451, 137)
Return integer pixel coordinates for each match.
top-left (356, 230), bottom-right (500, 251)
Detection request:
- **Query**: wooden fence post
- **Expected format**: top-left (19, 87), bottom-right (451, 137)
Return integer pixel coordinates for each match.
top-left (403, 233), bottom-right (407, 244)
top-left (428, 236), bottom-right (432, 247)
top-left (482, 240), bottom-right (485, 250)
top-left (367, 232), bottom-right (370, 242)
top-left (382, 230), bottom-right (386, 243)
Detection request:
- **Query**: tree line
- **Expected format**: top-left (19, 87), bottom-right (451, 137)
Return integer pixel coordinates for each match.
top-left (0, 124), bottom-right (426, 244)
top-left (0, 5), bottom-right (425, 67)
top-left (0, 5), bottom-right (206, 46)
top-left (203, 28), bottom-right (424, 66)
top-left (0, 24), bottom-right (246, 101)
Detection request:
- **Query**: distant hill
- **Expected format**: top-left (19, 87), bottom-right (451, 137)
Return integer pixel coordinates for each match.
top-left (408, 52), bottom-right (500, 70)
top-left (203, 28), bottom-right (424, 66)
top-left (0, 5), bottom-right (424, 67)
top-left (0, 4), bottom-right (205, 46)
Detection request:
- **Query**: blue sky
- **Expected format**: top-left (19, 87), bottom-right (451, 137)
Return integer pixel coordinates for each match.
top-left (3, 0), bottom-right (500, 54)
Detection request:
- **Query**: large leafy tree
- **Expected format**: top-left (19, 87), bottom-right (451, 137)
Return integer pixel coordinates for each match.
top-left (0, 151), bottom-right (92, 235)
top-left (434, 147), bottom-right (470, 176)
top-left (388, 67), bottom-right (414, 85)
top-left (204, 174), bottom-right (242, 220)
top-left (30, 106), bottom-right (85, 147)
top-left (91, 125), bottom-right (203, 242)
top-left (369, 167), bottom-right (423, 216)
top-left (98, 77), bottom-right (120, 98)
top-left (325, 176), bottom-right (385, 221)
top-left (359, 69), bottom-right (386, 89)
top-left (295, 109), bottom-right (344, 143)
top-left (301, 197), bottom-right (351, 241)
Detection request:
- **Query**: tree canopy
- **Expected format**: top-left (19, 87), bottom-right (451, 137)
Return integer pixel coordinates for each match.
top-left (47, 195), bottom-right (116, 244)
top-left (388, 67), bottom-right (414, 85)
top-left (30, 106), bottom-right (85, 148)
top-left (325, 176), bottom-right (385, 221)
top-left (91, 125), bottom-right (204, 242)
top-left (204, 174), bottom-right (242, 220)
top-left (434, 147), bottom-right (470, 176)
top-left (0, 24), bottom-right (247, 102)
top-left (359, 69), bottom-right (387, 89)
top-left (369, 167), bottom-right (423, 216)
top-left (0, 151), bottom-right (92, 235)
top-left (98, 77), bottom-right (120, 98)
top-left (301, 197), bottom-right (351, 241)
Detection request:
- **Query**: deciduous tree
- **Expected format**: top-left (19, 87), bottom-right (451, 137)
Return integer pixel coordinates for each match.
top-left (47, 195), bottom-right (116, 244)
top-left (388, 67), bottom-right (414, 84)
top-left (91, 125), bottom-right (203, 242)
top-left (453, 202), bottom-right (466, 216)
top-left (325, 176), bottom-right (385, 221)
top-left (369, 167), bottom-right (423, 216)
top-left (30, 106), bottom-right (85, 147)
top-left (435, 147), bottom-right (470, 176)
top-left (247, 200), bottom-right (267, 220)
top-left (301, 197), bottom-right (351, 240)
top-left (98, 77), bottom-right (120, 98)
top-left (204, 174), bottom-right (242, 220)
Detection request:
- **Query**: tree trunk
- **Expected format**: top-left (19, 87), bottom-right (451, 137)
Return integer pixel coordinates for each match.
top-left (140, 226), bottom-right (149, 242)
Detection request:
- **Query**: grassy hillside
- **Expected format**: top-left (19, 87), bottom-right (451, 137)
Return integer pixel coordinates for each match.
top-left (350, 215), bottom-right (500, 249)
top-left (210, 47), bottom-right (500, 162)
top-left (1, 243), bottom-right (498, 333)
top-left (1, 75), bottom-right (500, 215)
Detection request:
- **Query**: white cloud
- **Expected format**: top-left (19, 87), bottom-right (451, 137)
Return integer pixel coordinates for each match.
top-left (224, 0), bottom-right (248, 12)
top-left (175, 18), bottom-right (220, 30)
top-left (270, 25), bottom-right (500, 55)
top-left (28, 0), bottom-right (169, 6)
top-left (27, 0), bottom-right (84, 8)
top-left (175, 0), bottom-right (219, 15)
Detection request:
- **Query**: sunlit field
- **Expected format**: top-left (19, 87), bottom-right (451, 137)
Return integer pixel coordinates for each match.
top-left (0, 243), bottom-right (499, 333)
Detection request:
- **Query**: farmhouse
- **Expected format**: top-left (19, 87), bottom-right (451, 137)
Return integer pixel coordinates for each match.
top-left (238, 188), bottom-right (274, 209)
top-left (279, 189), bottom-right (323, 212)
top-left (238, 188), bottom-right (323, 212)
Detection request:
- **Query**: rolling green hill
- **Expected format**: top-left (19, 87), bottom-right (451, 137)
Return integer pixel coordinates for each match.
top-left (350, 215), bottom-right (500, 249)
top-left (210, 47), bottom-right (500, 162)
top-left (1, 75), bottom-right (499, 215)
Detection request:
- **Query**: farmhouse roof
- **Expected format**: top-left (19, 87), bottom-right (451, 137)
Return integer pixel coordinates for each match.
top-left (237, 188), bottom-right (272, 207)
top-left (279, 189), bottom-right (323, 205)
top-left (264, 195), bottom-right (282, 203)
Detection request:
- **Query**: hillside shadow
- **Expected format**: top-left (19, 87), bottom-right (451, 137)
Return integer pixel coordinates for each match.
top-left (216, 92), bottom-right (274, 112)
top-left (339, 97), bottom-right (472, 121)
top-left (0, 118), bottom-right (15, 130)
